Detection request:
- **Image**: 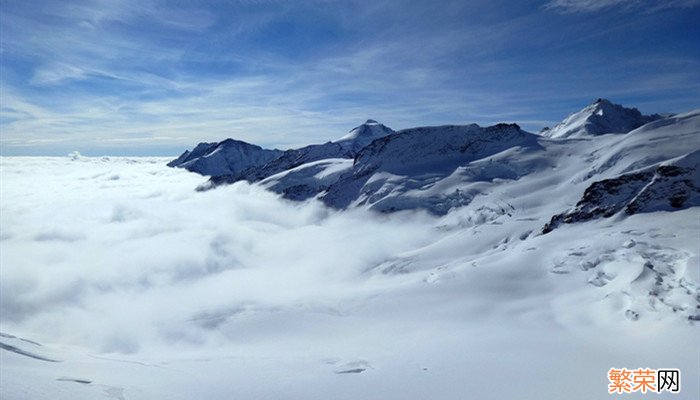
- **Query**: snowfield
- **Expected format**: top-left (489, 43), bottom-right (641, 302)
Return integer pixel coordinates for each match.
top-left (1, 155), bottom-right (697, 399)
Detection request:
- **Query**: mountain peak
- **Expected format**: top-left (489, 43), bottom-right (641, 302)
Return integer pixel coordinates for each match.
top-left (540, 99), bottom-right (661, 139)
top-left (167, 138), bottom-right (283, 177)
top-left (336, 120), bottom-right (395, 147)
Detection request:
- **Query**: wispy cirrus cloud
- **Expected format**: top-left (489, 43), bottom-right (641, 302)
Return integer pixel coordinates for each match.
top-left (544, 0), bottom-right (700, 13)
top-left (1, 0), bottom-right (699, 155)
top-left (544, 0), bottom-right (638, 13)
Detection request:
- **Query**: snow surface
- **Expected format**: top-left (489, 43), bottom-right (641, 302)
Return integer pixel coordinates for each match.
top-left (1, 156), bottom-right (698, 399)
top-left (259, 158), bottom-right (354, 201)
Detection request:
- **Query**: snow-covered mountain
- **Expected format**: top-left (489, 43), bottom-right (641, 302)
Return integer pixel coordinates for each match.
top-left (321, 123), bottom-right (538, 213)
top-left (539, 98), bottom-right (661, 138)
top-left (317, 110), bottom-right (698, 216)
top-left (214, 141), bottom-right (353, 187)
top-left (253, 123), bottom-right (532, 205)
top-left (542, 109), bottom-right (700, 232)
top-left (167, 139), bottom-right (283, 177)
top-left (171, 101), bottom-right (699, 223)
top-left (335, 119), bottom-right (396, 153)
top-left (172, 120), bottom-right (394, 184)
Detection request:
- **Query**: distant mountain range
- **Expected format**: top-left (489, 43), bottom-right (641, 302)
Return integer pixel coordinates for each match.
top-left (169, 99), bottom-right (700, 233)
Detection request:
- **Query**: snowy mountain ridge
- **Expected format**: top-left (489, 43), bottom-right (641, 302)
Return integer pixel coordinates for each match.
top-left (171, 100), bottom-right (700, 223)
top-left (352, 123), bottom-right (528, 175)
top-left (321, 123), bottom-right (538, 212)
top-left (171, 119), bottom-right (394, 185)
top-left (166, 139), bottom-right (283, 177)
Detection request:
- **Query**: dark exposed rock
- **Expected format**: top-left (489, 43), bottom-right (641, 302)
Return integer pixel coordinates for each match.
top-left (543, 159), bottom-right (699, 234)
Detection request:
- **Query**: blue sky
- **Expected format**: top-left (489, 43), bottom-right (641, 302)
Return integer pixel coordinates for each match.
top-left (1, 0), bottom-right (699, 156)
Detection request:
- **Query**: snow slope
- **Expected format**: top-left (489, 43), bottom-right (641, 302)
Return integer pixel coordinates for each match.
top-left (544, 150), bottom-right (700, 233)
top-left (216, 141), bottom-right (354, 186)
top-left (539, 98), bottom-right (661, 138)
top-left (259, 158), bottom-right (353, 201)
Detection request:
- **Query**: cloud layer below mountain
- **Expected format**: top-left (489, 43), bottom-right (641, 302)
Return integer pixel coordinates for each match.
top-left (0, 156), bottom-right (440, 353)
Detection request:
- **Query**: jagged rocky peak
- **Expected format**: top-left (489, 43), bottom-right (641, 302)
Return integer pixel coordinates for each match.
top-left (540, 98), bottom-right (661, 139)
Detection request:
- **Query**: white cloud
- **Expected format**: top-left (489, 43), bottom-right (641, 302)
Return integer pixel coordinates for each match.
top-left (544, 0), bottom-right (700, 13)
top-left (544, 0), bottom-right (637, 13)
top-left (0, 157), bottom-right (439, 352)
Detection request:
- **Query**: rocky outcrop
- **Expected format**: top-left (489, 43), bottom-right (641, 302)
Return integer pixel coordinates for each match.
top-left (543, 151), bottom-right (700, 233)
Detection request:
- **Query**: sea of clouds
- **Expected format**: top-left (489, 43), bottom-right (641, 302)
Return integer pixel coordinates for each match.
top-left (0, 156), bottom-right (443, 354)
